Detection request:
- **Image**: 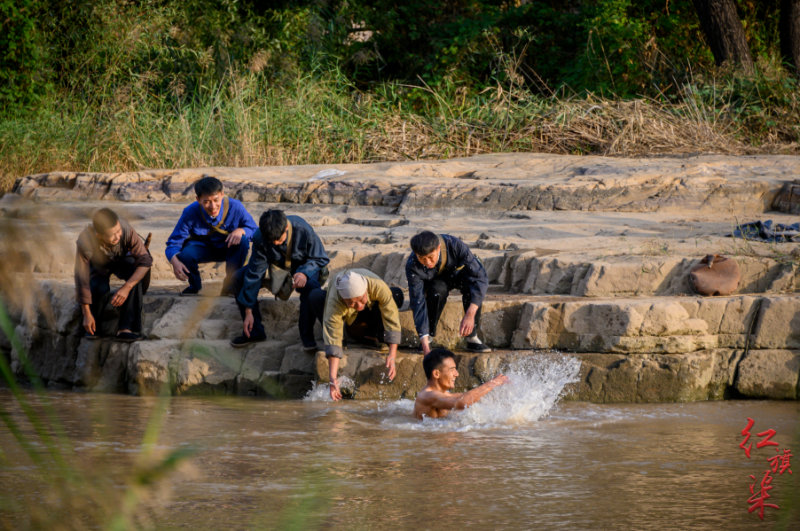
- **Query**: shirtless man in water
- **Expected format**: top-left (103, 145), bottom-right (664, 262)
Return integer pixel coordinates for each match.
top-left (413, 348), bottom-right (509, 420)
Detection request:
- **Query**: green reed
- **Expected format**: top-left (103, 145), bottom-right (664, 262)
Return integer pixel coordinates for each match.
top-left (2, 60), bottom-right (799, 195)
top-left (0, 296), bottom-right (196, 529)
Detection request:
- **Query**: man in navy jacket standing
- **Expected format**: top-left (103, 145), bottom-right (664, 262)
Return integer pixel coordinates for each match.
top-left (231, 210), bottom-right (329, 350)
top-left (165, 176), bottom-right (257, 296)
top-left (406, 231), bottom-right (491, 354)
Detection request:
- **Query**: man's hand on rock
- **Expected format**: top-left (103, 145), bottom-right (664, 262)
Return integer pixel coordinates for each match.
top-left (170, 256), bottom-right (189, 281)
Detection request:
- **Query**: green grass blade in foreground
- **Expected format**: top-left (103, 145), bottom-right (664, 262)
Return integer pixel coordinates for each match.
top-left (0, 296), bottom-right (76, 479)
top-left (108, 380), bottom-right (196, 531)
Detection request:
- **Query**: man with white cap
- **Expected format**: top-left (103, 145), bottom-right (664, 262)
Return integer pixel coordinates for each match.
top-left (311, 268), bottom-right (403, 401)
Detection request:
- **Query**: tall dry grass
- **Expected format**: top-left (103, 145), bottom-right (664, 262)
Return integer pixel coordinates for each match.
top-left (1, 67), bottom-right (798, 194)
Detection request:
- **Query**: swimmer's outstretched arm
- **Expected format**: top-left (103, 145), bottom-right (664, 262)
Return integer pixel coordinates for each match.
top-left (453, 374), bottom-right (509, 409)
top-left (419, 374), bottom-right (509, 412)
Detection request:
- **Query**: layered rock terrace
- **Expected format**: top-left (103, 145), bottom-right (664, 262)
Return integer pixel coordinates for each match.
top-left (2, 153), bottom-right (799, 401)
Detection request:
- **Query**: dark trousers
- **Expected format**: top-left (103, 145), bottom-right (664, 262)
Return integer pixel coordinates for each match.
top-left (234, 267), bottom-right (322, 347)
top-left (425, 275), bottom-right (481, 338)
top-left (177, 239), bottom-right (249, 292)
top-left (308, 287), bottom-right (403, 345)
top-left (90, 257), bottom-right (149, 335)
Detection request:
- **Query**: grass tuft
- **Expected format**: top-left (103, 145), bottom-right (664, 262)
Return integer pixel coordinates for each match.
top-left (1, 63), bottom-right (799, 194)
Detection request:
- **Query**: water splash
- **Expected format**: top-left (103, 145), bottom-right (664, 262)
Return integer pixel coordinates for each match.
top-left (384, 353), bottom-right (582, 431)
top-left (303, 354), bottom-right (582, 432)
top-left (304, 376), bottom-right (356, 402)
top-left (456, 354), bottom-right (581, 427)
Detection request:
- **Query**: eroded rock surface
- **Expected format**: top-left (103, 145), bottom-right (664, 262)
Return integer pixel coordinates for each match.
top-left (2, 282), bottom-right (797, 401)
top-left (1, 153), bottom-right (798, 401)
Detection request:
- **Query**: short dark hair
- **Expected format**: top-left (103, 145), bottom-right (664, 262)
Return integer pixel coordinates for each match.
top-left (92, 208), bottom-right (119, 233)
top-left (194, 176), bottom-right (223, 197)
top-left (410, 231), bottom-right (439, 256)
top-left (423, 348), bottom-right (455, 380)
top-left (260, 210), bottom-right (288, 242)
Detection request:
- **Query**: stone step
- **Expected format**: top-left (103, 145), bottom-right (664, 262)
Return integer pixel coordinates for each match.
top-left (7, 282), bottom-right (800, 353)
top-left (5, 232), bottom-right (798, 299)
top-left (12, 153), bottom-right (799, 215)
top-left (2, 190), bottom-right (797, 299)
top-left (329, 348), bottom-right (800, 402)
top-left (2, 281), bottom-right (798, 402)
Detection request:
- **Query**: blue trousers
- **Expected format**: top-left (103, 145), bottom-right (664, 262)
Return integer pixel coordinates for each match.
top-left (234, 267), bottom-right (322, 347)
top-left (425, 276), bottom-right (481, 339)
top-left (177, 239), bottom-right (249, 292)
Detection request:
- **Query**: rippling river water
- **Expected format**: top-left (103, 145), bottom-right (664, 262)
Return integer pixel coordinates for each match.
top-left (2, 381), bottom-right (799, 529)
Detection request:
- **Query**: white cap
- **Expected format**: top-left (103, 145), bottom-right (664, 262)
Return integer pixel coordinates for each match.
top-left (336, 270), bottom-right (368, 299)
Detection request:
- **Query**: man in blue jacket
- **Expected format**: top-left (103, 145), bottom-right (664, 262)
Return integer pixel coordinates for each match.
top-left (165, 176), bottom-right (257, 296)
top-left (406, 230), bottom-right (491, 354)
top-left (231, 210), bottom-right (330, 349)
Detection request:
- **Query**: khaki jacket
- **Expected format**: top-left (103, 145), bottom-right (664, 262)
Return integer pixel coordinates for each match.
top-left (323, 269), bottom-right (401, 358)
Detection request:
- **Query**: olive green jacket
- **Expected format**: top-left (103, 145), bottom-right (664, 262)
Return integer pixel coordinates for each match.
top-left (323, 269), bottom-right (402, 358)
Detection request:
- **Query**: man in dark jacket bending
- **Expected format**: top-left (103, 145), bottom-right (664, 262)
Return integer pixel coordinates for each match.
top-left (405, 230), bottom-right (491, 354)
top-left (231, 210), bottom-right (329, 350)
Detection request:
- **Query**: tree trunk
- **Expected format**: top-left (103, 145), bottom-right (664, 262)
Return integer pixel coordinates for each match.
top-left (780, 0), bottom-right (800, 74)
top-left (692, 0), bottom-right (754, 73)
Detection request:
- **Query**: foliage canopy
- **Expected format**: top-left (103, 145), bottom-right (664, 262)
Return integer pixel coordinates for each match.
top-left (0, 0), bottom-right (792, 108)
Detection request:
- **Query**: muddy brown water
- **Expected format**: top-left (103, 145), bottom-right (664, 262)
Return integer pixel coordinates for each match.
top-left (1, 387), bottom-right (798, 530)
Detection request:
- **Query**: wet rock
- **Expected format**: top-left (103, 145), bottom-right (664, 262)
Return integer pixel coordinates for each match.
top-left (280, 343), bottom-right (316, 375)
top-left (127, 339), bottom-right (182, 396)
top-left (126, 338), bottom-right (261, 396)
top-left (735, 350), bottom-right (800, 399)
top-left (566, 350), bottom-right (742, 402)
top-left (11, 324), bottom-right (81, 385)
top-left (74, 339), bottom-right (131, 393)
top-left (174, 340), bottom-right (245, 395)
top-left (235, 341), bottom-right (288, 396)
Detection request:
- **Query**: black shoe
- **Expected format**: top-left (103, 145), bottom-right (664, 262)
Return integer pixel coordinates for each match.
top-left (303, 343), bottom-right (319, 354)
top-left (465, 340), bottom-right (492, 353)
top-left (114, 332), bottom-right (142, 343)
top-left (230, 333), bottom-right (267, 348)
top-left (181, 286), bottom-right (200, 296)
